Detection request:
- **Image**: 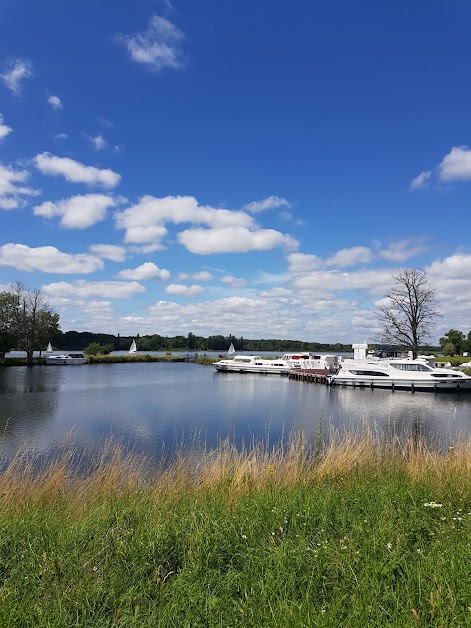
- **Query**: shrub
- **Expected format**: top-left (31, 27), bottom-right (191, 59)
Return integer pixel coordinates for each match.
top-left (84, 342), bottom-right (113, 356)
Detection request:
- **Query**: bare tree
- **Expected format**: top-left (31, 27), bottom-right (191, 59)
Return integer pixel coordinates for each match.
top-left (376, 268), bottom-right (440, 359)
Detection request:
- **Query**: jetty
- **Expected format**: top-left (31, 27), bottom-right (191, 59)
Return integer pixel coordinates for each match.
top-left (288, 370), bottom-right (328, 384)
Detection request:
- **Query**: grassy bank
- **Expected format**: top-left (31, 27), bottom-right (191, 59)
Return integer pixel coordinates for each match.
top-left (0, 433), bottom-right (470, 626)
top-left (0, 355), bottom-right (220, 366)
top-left (0, 357), bottom-right (47, 366)
top-left (86, 354), bottom-right (187, 364)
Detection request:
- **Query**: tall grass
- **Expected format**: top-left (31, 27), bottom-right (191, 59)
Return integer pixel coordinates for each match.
top-left (0, 430), bottom-right (470, 626)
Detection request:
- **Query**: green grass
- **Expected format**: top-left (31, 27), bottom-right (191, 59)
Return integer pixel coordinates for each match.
top-left (0, 433), bottom-right (470, 626)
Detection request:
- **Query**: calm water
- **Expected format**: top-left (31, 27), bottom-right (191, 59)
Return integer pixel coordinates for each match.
top-left (0, 361), bottom-right (470, 462)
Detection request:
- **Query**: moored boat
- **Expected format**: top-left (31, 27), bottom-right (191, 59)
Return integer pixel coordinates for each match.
top-left (328, 356), bottom-right (471, 391)
top-left (214, 355), bottom-right (294, 375)
top-left (45, 352), bottom-right (87, 365)
top-left (280, 353), bottom-right (341, 373)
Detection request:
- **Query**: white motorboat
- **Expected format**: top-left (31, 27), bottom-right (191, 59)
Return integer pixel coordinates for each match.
top-left (214, 355), bottom-right (294, 375)
top-left (328, 356), bottom-right (471, 391)
top-left (45, 352), bottom-right (87, 365)
top-left (280, 352), bottom-right (341, 373)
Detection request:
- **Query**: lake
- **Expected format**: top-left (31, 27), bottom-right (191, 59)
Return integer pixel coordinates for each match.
top-left (1, 360), bottom-right (470, 464)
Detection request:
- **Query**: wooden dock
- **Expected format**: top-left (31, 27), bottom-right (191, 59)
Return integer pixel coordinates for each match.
top-left (288, 370), bottom-right (328, 384)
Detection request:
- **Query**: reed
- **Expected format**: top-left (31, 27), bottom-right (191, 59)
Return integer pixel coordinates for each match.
top-left (0, 430), bottom-right (469, 626)
top-left (1, 428), bottom-right (470, 505)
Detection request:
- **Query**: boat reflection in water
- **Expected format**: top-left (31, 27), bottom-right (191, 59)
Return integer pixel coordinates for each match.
top-left (328, 383), bottom-right (469, 448)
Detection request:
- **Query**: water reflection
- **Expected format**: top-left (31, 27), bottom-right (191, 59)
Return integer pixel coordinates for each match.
top-left (0, 366), bottom-right (62, 450)
top-left (329, 385), bottom-right (470, 447)
top-left (0, 362), bottom-right (469, 463)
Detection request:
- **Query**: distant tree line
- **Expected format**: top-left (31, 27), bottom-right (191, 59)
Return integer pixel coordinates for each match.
top-left (59, 331), bottom-right (354, 354)
top-left (4, 270), bottom-right (457, 363)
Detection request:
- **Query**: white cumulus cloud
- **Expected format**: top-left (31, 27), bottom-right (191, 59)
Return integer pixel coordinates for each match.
top-left (220, 275), bottom-right (246, 288)
top-left (0, 163), bottom-right (40, 210)
top-left (89, 133), bottom-right (106, 150)
top-left (117, 262), bottom-right (170, 281)
top-left (287, 252), bottom-right (322, 272)
top-left (117, 15), bottom-right (187, 72)
top-left (115, 194), bottom-right (254, 247)
top-left (242, 195), bottom-right (292, 214)
top-left (326, 246), bottom-right (373, 268)
top-left (33, 194), bottom-right (115, 229)
top-left (47, 94), bottom-right (63, 110)
top-left (426, 252), bottom-right (471, 331)
top-left (165, 283), bottom-right (204, 296)
top-left (0, 114), bottom-right (12, 141)
top-left (438, 146), bottom-right (471, 181)
top-left (88, 244), bottom-right (127, 262)
top-left (178, 226), bottom-right (298, 254)
top-left (378, 239), bottom-right (428, 262)
top-left (410, 170), bottom-right (431, 190)
top-left (43, 280), bottom-right (145, 299)
top-left (178, 270), bottom-right (214, 281)
top-left (426, 252), bottom-right (471, 291)
top-left (124, 225), bottom-right (169, 246)
top-left (0, 244), bottom-right (104, 274)
top-left (292, 268), bottom-right (393, 295)
top-left (0, 58), bottom-right (34, 96)
top-left (34, 152), bottom-right (121, 188)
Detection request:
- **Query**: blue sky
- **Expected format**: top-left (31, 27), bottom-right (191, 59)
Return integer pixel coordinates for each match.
top-left (1, 0), bottom-right (470, 343)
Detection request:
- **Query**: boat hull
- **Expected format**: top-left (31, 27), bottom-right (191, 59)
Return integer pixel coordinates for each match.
top-left (45, 354), bottom-right (87, 365)
top-left (329, 376), bottom-right (471, 391)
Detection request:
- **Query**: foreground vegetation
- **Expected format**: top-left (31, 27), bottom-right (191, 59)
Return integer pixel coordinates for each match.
top-left (0, 432), bottom-right (470, 626)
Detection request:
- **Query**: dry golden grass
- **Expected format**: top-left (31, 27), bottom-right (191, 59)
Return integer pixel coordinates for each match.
top-left (1, 429), bottom-right (470, 509)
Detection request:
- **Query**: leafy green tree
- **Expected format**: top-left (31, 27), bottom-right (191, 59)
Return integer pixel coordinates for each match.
top-left (376, 268), bottom-right (440, 359)
top-left (36, 310), bottom-right (61, 354)
top-left (442, 342), bottom-right (456, 356)
top-left (187, 332), bottom-right (196, 350)
top-left (439, 329), bottom-right (466, 356)
top-left (84, 342), bottom-right (113, 356)
top-left (8, 282), bottom-right (60, 365)
top-left (0, 292), bottom-right (18, 357)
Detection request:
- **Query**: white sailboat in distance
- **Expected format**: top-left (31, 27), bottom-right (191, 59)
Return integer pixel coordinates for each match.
top-left (46, 342), bottom-right (53, 353)
top-left (228, 342), bottom-right (235, 356)
top-left (129, 339), bottom-right (138, 354)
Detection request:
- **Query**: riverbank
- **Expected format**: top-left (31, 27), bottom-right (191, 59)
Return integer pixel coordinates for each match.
top-left (0, 354), bottom-right (219, 366)
top-left (1, 432), bottom-right (469, 626)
